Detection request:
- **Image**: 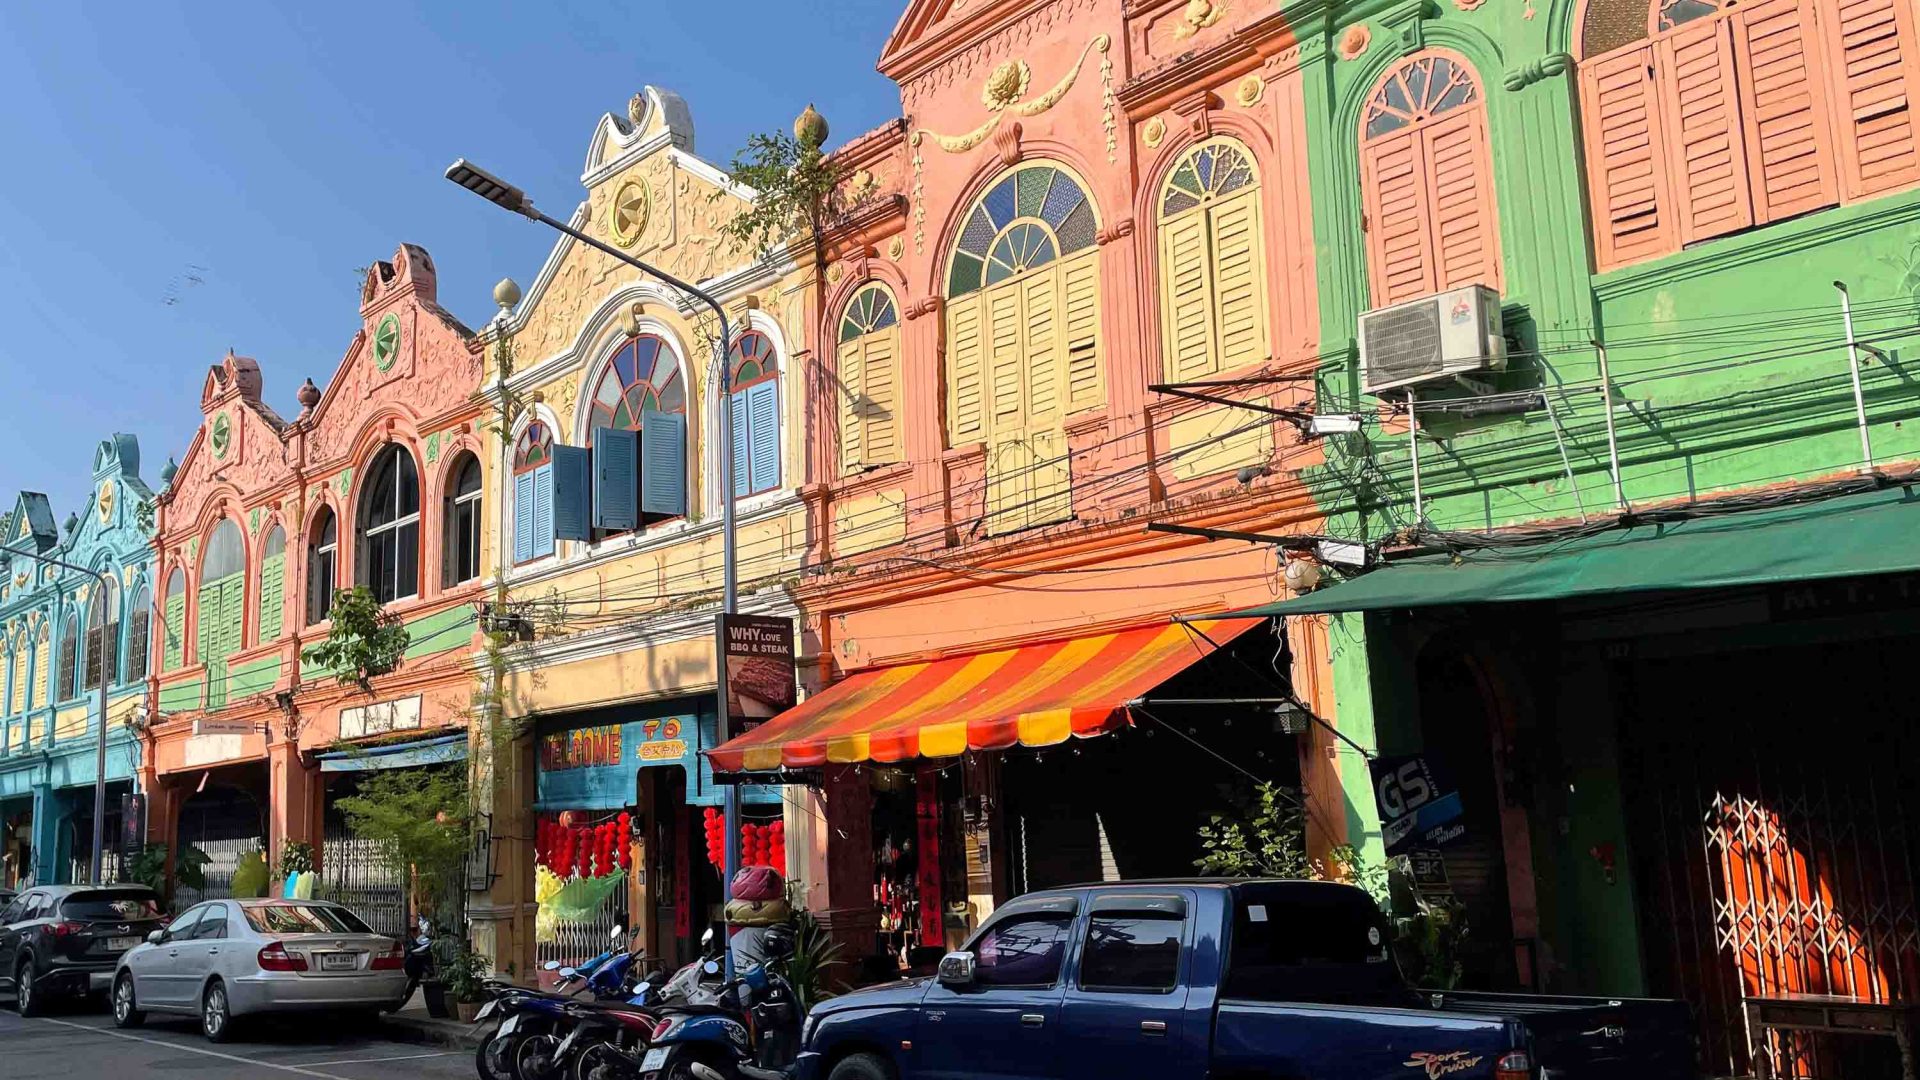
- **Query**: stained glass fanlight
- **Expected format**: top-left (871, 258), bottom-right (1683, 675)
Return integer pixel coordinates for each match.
top-left (587, 334), bottom-right (687, 442)
top-left (1160, 142), bottom-right (1257, 217)
top-left (1363, 55), bottom-right (1480, 140)
top-left (947, 165), bottom-right (1097, 298)
top-left (513, 421), bottom-right (553, 473)
top-left (839, 285), bottom-right (898, 344)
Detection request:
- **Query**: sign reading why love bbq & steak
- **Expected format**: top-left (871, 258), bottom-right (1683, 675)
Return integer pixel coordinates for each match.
top-left (717, 613), bottom-right (796, 742)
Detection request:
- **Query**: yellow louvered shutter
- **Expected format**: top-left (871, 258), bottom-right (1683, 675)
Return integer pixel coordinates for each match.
top-left (946, 296), bottom-right (986, 445)
top-left (863, 327), bottom-right (902, 466)
top-left (11, 646), bottom-right (25, 712)
top-left (837, 338), bottom-right (865, 472)
top-left (987, 285), bottom-right (1025, 433)
top-left (1159, 210), bottom-right (1216, 381)
top-left (34, 635), bottom-right (48, 707)
top-left (1060, 252), bottom-right (1102, 413)
top-left (984, 433), bottom-right (1032, 534)
top-left (1022, 271), bottom-right (1060, 424)
top-left (1209, 189), bottom-right (1269, 372)
top-left (1025, 426), bottom-right (1073, 528)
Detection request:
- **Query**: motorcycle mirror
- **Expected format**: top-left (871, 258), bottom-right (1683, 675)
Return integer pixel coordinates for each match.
top-left (543, 960), bottom-right (562, 971)
top-left (559, 966), bottom-right (578, 979)
top-left (703, 960), bottom-right (721, 975)
top-left (610, 925), bottom-right (624, 941)
top-left (700, 927), bottom-right (715, 948)
top-left (634, 981), bottom-right (651, 995)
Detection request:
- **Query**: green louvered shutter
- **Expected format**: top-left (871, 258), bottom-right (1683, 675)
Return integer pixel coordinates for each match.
top-left (197, 581), bottom-right (220, 668)
top-left (259, 553), bottom-right (284, 643)
top-left (164, 592), bottom-right (185, 670)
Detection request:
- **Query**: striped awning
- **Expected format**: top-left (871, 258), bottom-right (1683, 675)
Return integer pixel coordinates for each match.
top-left (707, 618), bottom-right (1260, 773)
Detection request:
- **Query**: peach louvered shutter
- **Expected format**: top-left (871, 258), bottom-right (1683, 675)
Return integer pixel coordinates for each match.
top-left (1426, 109), bottom-right (1503, 292)
top-left (1657, 19), bottom-right (1756, 242)
top-left (1582, 45), bottom-right (1676, 270)
top-left (1732, 0), bottom-right (1841, 222)
top-left (1362, 129), bottom-right (1437, 305)
top-left (1820, 0), bottom-right (1920, 198)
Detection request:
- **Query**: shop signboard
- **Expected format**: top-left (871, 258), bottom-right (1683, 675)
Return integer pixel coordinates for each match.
top-left (716, 614), bottom-right (796, 743)
top-left (536, 715), bottom-right (699, 810)
top-left (1404, 848), bottom-right (1453, 897)
top-left (1370, 754), bottom-right (1466, 856)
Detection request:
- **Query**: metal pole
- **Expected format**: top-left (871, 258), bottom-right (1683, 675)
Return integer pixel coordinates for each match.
top-left (1834, 281), bottom-right (1875, 474)
top-left (1592, 340), bottom-right (1629, 511)
top-left (513, 209), bottom-right (742, 977)
top-left (1539, 393), bottom-right (1588, 524)
top-left (1406, 390), bottom-right (1425, 526)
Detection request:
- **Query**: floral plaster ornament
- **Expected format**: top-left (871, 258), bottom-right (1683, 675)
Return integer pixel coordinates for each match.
top-left (1142, 116), bottom-right (1168, 148)
top-left (981, 59), bottom-right (1032, 111)
top-left (1338, 23), bottom-right (1373, 60)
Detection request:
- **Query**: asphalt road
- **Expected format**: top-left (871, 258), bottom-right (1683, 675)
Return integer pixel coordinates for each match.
top-left (0, 1001), bottom-right (474, 1080)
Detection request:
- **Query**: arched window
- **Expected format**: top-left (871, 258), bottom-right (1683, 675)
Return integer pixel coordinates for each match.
top-left (584, 333), bottom-right (688, 530)
top-left (126, 583), bottom-right (150, 683)
top-left (944, 163), bottom-right (1105, 446)
top-left (1157, 138), bottom-right (1270, 380)
top-left (163, 569), bottom-right (186, 670)
top-left (258, 525), bottom-right (286, 644)
top-left (85, 575), bottom-right (118, 689)
top-left (57, 609), bottom-right (78, 701)
top-left (445, 452), bottom-right (483, 586)
top-left (358, 445), bottom-right (420, 604)
top-left (307, 509), bottom-right (337, 625)
top-left (199, 519), bottom-right (245, 706)
top-left (1359, 53), bottom-right (1500, 306)
top-left (6, 634), bottom-right (21, 716)
top-left (512, 421), bottom-right (555, 564)
top-left (727, 331), bottom-right (781, 498)
top-left (837, 285), bottom-right (903, 474)
top-left (1577, 0), bottom-right (1920, 271)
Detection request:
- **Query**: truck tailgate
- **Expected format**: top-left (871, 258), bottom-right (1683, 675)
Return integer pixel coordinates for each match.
top-left (1427, 991), bottom-right (1695, 1079)
top-left (1216, 998), bottom-right (1516, 1079)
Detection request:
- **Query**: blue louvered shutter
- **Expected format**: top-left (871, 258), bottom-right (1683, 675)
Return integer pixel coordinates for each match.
top-left (532, 464), bottom-right (557, 558)
top-left (551, 445), bottom-right (590, 541)
top-left (730, 391), bottom-right (751, 499)
top-left (593, 427), bottom-right (639, 531)
top-left (513, 470), bottom-right (537, 563)
top-left (640, 410), bottom-right (687, 520)
top-left (747, 381), bottom-right (780, 494)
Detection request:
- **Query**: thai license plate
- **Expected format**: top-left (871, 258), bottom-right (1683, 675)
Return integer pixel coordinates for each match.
top-left (496, 1014), bottom-right (519, 1037)
top-left (107, 937), bottom-right (139, 951)
top-left (320, 952), bottom-right (358, 971)
top-left (640, 1048), bottom-right (668, 1072)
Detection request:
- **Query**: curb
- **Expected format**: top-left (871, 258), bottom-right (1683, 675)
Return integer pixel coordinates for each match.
top-left (379, 1013), bottom-right (480, 1049)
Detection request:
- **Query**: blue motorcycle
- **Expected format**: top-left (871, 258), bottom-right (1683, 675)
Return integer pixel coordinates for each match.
top-left (633, 925), bottom-right (801, 1080)
top-left (474, 926), bottom-right (653, 1080)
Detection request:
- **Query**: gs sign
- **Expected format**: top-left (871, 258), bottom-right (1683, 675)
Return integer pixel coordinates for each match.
top-left (1370, 755), bottom-right (1466, 856)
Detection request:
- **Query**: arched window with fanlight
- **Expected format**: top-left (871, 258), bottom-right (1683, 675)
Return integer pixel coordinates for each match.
top-left (584, 333), bottom-right (688, 532)
top-left (444, 452), bottom-right (483, 586)
top-left (1577, 0), bottom-right (1920, 271)
top-left (944, 163), bottom-right (1105, 446)
top-left (57, 608), bottom-right (78, 701)
top-left (257, 525), bottom-right (286, 644)
top-left (126, 582), bottom-right (150, 684)
top-left (727, 331), bottom-right (781, 498)
top-left (357, 445), bottom-right (421, 604)
top-left (199, 519), bottom-right (246, 708)
top-left (306, 509), bottom-right (337, 625)
top-left (512, 421), bottom-right (555, 564)
top-left (837, 285), bottom-right (903, 474)
top-left (1157, 138), bottom-right (1271, 381)
top-left (1359, 52), bottom-right (1501, 306)
top-left (84, 574), bottom-right (118, 690)
top-left (163, 568), bottom-right (187, 669)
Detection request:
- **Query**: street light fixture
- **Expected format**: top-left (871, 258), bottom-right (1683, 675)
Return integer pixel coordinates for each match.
top-left (0, 548), bottom-right (115, 884)
top-left (444, 157), bottom-right (748, 975)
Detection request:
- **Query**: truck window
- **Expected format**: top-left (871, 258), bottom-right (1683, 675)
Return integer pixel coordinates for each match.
top-left (974, 913), bottom-right (1072, 987)
top-left (1080, 914), bottom-right (1182, 992)
top-left (1221, 883), bottom-right (1406, 1005)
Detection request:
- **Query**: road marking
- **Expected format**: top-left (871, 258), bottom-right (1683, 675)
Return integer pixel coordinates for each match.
top-left (31, 1017), bottom-right (347, 1079)
top-left (292, 1051), bottom-right (456, 1067)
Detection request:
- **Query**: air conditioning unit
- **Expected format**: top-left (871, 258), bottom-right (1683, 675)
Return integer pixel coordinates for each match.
top-left (1358, 284), bottom-right (1506, 396)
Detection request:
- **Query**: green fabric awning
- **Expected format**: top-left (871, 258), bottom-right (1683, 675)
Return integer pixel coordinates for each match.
top-left (1236, 484), bottom-right (1920, 616)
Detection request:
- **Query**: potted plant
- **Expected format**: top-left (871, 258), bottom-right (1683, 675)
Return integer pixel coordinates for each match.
top-left (442, 940), bottom-right (491, 1023)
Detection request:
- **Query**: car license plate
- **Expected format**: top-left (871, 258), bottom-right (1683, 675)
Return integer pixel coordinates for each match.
top-left (107, 937), bottom-right (139, 951)
top-left (320, 952), bottom-right (358, 971)
top-left (496, 1014), bottom-right (519, 1037)
top-left (640, 1048), bottom-right (668, 1072)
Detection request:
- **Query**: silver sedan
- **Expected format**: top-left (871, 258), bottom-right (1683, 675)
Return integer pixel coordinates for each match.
top-left (109, 898), bottom-right (409, 1041)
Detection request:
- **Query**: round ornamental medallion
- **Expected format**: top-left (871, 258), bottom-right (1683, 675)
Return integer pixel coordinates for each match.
top-left (210, 412), bottom-right (232, 459)
top-left (98, 481), bottom-right (115, 523)
top-left (608, 178), bottom-right (651, 249)
top-left (373, 313), bottom-right (401, 371)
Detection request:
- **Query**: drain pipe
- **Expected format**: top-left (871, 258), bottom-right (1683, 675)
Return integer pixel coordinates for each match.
top-left (1834, 281), bottom-right (1875, 474)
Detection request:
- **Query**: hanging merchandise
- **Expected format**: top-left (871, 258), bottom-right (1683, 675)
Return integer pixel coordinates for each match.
top-left (701, 807), bottom-right (785, 871)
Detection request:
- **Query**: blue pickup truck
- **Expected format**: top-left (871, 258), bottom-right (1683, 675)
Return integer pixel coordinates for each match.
top-left (795, 879), bottom-right (1694, 1080)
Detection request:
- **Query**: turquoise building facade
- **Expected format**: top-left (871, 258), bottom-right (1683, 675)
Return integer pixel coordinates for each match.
top-left (0, 435), bottom-right (154, 886)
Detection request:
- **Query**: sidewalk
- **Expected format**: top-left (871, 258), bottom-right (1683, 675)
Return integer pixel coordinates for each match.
top-left (378, 989), bottom-right (482, 1049)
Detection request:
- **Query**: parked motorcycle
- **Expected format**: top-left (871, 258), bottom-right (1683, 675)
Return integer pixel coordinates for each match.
top-left (630, 924), bottom-right (801, 1080)
top-left (474, 926), bottom-right (650, 1080)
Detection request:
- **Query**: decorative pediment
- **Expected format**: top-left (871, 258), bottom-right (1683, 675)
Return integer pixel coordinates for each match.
top-left (3, 492), bottom-right (57, 554)
top-left (584, 86), bottom-right (696, 184)
top-left (93, 433), bottom-right (140, 481)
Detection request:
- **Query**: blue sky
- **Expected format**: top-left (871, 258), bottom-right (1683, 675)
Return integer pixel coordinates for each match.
top-left (0, 0), bottom-right (904, 517)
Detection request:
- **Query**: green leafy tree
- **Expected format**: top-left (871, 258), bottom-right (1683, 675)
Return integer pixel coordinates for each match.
top-left (1194, 782), bottom-right (1315, 879)
top-left (127, 842), bottom-right (211, 905)
top-left (334, 765), bottom-right (469, 918)
top-left (714, 120), bottom-right (844, 266)
top-left (303, 586), bottom-right (409, 693)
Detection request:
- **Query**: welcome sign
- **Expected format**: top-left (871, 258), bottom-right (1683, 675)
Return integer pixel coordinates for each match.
top-left (535, 715), bottom-right (698, 809)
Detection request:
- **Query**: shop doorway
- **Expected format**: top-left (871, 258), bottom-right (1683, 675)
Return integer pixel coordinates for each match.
top-left (174, 774), bottom-right (266, 907)
top-left (1619, 633), bottom-right (1920, 1078)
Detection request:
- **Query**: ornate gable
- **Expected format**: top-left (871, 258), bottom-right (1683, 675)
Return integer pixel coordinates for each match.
top-left (880, 0), bottom-right (1059, 82)
top-left (3, 492), bottom-right (57, 554)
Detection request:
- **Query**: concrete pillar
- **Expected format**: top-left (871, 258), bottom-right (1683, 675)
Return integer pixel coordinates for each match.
top-left (470, 720), bottom-right (536, 981)
top-left (267, 741), bottom-right (320, 865)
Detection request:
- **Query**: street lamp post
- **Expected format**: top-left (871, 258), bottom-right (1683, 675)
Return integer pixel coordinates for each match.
top-left (445, 159), bottom-right (745, 976)
top-left (0, 548), bottom-right (114, 884)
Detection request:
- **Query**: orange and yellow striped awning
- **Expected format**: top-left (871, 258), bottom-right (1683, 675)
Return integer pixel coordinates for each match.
top-left (707, 618), bottom-right (1260, 773)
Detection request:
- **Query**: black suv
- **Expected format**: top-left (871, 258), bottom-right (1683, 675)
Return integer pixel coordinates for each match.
top-left (0, 884), bottom-right (166, 1015)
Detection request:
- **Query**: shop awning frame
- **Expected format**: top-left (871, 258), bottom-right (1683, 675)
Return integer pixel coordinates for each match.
top-left (706, 618), bottom-right (1262, 774)
top-left (1233, 483), bottom-right (1920, 617)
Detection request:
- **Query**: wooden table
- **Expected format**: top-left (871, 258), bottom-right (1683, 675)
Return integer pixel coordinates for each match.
top-left (1743, 993), bottom-right (1918, 1079)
